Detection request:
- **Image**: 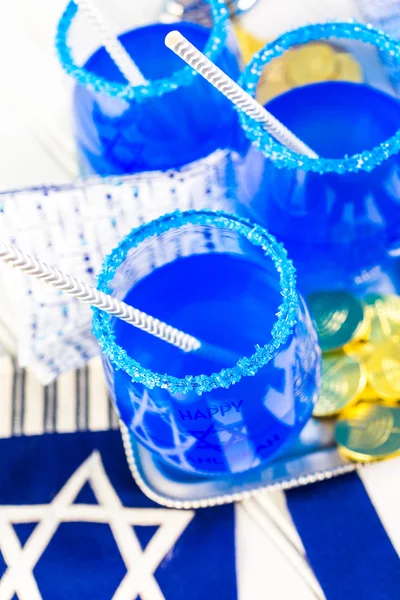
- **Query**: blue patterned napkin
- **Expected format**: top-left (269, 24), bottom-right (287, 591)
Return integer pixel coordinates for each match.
top-left (0, 150), bottom-right (253, 383)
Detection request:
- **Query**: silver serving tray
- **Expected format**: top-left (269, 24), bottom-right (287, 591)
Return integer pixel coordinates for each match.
top-left (120, 418), bottom-right (364, 508)
top-left (116, 36), bottom-right (400, 510)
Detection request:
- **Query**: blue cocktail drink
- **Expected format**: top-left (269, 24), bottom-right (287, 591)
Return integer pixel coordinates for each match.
top-left (239, 23), bottom-right (400, 297)
top-left (56, 0), bottom-right (245, 176)
top-left (93, 210), bottom-right (321, 476)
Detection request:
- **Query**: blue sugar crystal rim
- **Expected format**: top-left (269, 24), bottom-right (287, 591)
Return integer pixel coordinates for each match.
top-left (55, 0), bottom-right (231, 101)
top-left (92, 209), bottom-right (299, 395)
top-left (239, 21), bottom-right (400, 174)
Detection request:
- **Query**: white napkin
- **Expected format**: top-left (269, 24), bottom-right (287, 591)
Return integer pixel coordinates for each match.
top-left (0, 150), bottom-right (243, 383)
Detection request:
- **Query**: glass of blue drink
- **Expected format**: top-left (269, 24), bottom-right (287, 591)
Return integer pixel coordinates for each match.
top-left (56, 0), bottom-right (245, 176)
top-left (92, 210), bottom-right (321, 476)
top-left (239, 22), bottom-right (400, 298)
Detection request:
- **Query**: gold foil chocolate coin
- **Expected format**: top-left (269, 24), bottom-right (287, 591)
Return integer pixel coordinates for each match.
top-left (257, 78), bottom-right (291, 104)
top-left (286, 43), bottom-right (337, 86)
top-left (344, 341), bottom-right (374, 363)
top-left (350, 307), bottom-right (371, 343)
top-left (335, 402), bottom-right (400, 462)
top-left (359, 384), bottom-right (379, 402)
top-left (367, 341), bottom-right (400, 401)
top-left (307, 291), bottom-right (365, 352)
top-left (233, 24), bottom-right (265, 64)
top-left (313, 354), bottom-right (367, 417)
top-left (335, 52), bottom-right (363, 83)
top-left (257, 56), bottom-right (289, 104)
top-left (364, 294), bottom-right (400, 345)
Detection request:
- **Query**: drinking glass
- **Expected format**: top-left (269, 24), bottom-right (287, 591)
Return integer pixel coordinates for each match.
top-left (92, 210), bottom-right (321, 476)
top-left (238, 22), bottom-right (400, 298)
top-left (56, 0), bottom-right (246, 176)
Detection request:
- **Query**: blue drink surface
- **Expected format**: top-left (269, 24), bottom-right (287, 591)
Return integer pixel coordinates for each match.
top-left (74, 23), bottom-right (244, 176)
top-left (111, 252), bottom-right (319, 475)
top-left (249, 81), bottom-right (400, 297)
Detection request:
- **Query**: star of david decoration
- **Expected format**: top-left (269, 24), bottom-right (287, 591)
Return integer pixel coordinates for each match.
top-left (188, 421), bottom-right (249, 452)
top-left (0, 452), bottom-right (194, 600)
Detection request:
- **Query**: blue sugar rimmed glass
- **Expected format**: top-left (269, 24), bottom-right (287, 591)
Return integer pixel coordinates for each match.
top-left (56, 0), bottom-right (246, 176)
top-left (238, 22), bottom-right (400, 297)
top-left (92, 210), bottom-right (321, 476)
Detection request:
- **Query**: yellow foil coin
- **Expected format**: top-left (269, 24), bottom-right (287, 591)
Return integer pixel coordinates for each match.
top-left (286, 43), bottom-right (338, 86)
top-left (337, 443), bottom-right (400, 463)
top-left (307, 291), bottom-right (365, 352)
top-left (256, 56), bottom-right (289, 104)
top-left (335, 402), bottom-right (400, 462)
top-left (350, 306), bottom-right (371, 343)
top-left (233, 24), bottom-right (265, 64)
top-left (344, 341), bottom-right (375, 363)
top-left (256, 77), bottom-right (291, 104)
top-left (335, 52), bottom-right (363, 83)
top-left (313, 354), bottom-right (367, 418)
top-left (359, 384), bottom-right (379, 402)
top-left (364, 294), bottom-right (400, 344)
top-left (262, 55), bottom-right (287, 83)
top-left (367, 341), bottom-right (400, 400)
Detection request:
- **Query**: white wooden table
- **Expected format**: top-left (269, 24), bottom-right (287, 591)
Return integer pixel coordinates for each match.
top-left (0, 2), bottom-right (399, 599)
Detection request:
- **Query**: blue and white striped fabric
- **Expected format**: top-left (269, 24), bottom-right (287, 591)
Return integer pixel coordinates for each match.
top-left (0, 356), bottom-right (399, 600)
top-left (0, 356), bottom-right (119, 437)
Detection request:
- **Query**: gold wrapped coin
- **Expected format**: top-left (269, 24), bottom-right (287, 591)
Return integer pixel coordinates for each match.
top-left (364, 294), bottom-right (400, 344)
top-left (233, 24), bottom-right (265, 64)
top-left (256, 54), bottom-right (289, 104)
top-left (335, 52), bottom-right (363, 83)
top-left (350, 306), bottom-right (371, 343)
top-left (286, 43), bottom-right (338, 86)
top-left (263, 55), bottom-right (286, 83)
top-left (335, 402), bottom-right (400, 462)
top-left (256, 76), bottom-right (290, 104)
top-left (367, 341), bottom-right (400, 401)
top-left (359, 384), bottom-right (379, 402)
top-left (313, 354), bottom-right (367, 417)
top-left (307, 291), bottom-right (365, 352)
top-left (345, 343), bottom-right (377, 402)
top-left (344, 341), bottom-right (374, 363)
